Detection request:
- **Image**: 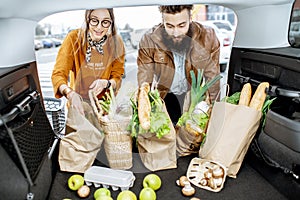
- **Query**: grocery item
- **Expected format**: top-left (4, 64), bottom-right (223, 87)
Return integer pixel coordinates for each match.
top-left (186, 158), bottom-right (227, 192)
top-left (138, 82), bottom-right (151, 130)
top-left (249, 82), bottom-right (270, 111)
top-left (238, 83), bottom-right (252, 106)
top-left (84, 166), bottom-right (135, 191)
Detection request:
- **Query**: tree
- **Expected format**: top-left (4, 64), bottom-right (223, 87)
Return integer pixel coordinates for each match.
top-left (35, 24), bottom-right (45, 36)
top-left (123, 23), bottom-right (133, 31)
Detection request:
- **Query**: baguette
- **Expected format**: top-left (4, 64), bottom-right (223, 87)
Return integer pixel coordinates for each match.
top-left (249, 82), bottom-right (269, 111)
top-left (238, 83), bottom-right (252, 106)
top-left (138, 82), bottom-right (151, 130)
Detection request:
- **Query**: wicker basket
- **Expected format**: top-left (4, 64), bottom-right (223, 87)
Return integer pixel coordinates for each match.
top-left (89, 90), bottom-right (133, 169)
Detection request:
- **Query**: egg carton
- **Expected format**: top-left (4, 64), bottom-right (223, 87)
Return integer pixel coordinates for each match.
top-left (187, 158), bottom-right (227, 192)
top-left (84, 166), bottom-right (135, 191)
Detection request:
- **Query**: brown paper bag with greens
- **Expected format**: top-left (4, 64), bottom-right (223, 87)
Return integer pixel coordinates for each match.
top-left (137, 103), bottom-right (177, 171)
top-left (176, 70), bottom-right (221, 157)
top-left (199, 101), bottom-right (261, 178)
top-left (59, 102), bottom-right (104, 173)
top-left (176, 91), bottom-right (211, 157)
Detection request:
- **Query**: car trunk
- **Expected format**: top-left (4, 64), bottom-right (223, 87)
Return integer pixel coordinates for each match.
top-left (1, 53), bottom-right (298, 200)
top-left (227, 47), bottom-right (300, 199)
top-left (47, 48), bottom-right (299, 200)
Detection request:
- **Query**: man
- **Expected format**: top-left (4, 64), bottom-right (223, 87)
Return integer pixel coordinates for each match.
top-left (137, 5), bottom-right (220, 125)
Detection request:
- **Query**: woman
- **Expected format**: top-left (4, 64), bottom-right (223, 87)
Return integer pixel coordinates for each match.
top-left (52, 8), bottom-right (125, 115)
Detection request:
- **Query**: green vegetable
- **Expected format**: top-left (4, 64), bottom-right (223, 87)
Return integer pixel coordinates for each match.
top-left (128, 88), bottom-right (170, 139)
top-left (98, 86), bottom-right (117, 118)
top-left (222, 92), bottom-right (241, 105)
top-left (193, 113), bottom-right (209, 130)
top-left (177, 69), bottom-right (222, 127)
top-left (261, 96), bottom-right (276, 128)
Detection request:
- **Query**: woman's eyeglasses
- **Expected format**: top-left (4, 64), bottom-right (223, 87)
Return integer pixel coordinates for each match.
top-left (89, 18), bottom-right (112, 28)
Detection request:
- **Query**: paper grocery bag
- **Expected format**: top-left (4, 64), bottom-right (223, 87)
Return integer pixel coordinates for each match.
top-left (137, 104), bottom-right (177, 171)
top-left (176, 91), bottom-right (210, 157)
top-left (176, 126), bottom-right (205, 156)
top-left (199, 101), bottom-right (261, 178)
top-left (59, 102), bottom-right (104, 173)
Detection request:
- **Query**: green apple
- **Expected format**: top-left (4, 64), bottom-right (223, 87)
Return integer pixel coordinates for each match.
top-left (96, 196), bottom-right (113, 200)
top-left (94, 188), bottom-right (111, 199)
top-left (139, 187), bottom-right (156, 200)
top-left (67, 174), bottom-right (85, 191)
top-left (117, 190), bottom-right (137, 200)
top-left (142, 174), bottom-right (161, 191)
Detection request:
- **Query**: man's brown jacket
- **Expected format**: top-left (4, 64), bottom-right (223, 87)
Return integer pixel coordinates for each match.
top-left (137, 22), bottom-right (221, 102)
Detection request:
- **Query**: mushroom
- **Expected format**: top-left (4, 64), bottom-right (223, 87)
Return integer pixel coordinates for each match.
top-left (204, 170), bottom-right (213, 179)
top-left (212, 166), bottom-right (224, 178)
top-left (182, 182), bottom-right (196, 196)
top-left (214, 177), bottom-right (223, 187)
top-left (176, 175), bottom-right (189, 187)
top-left (77, 185), bottom-right (90, 198)
top-left (199, 178), bottom-right (208, 186)
top-left (208, 177), bottom-right (217, 190)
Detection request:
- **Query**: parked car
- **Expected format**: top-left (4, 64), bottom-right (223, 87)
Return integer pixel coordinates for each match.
top-left (207, 20), bottom-right (235, 44)
top-left (41, 38), bottom-right (54, 48)
top-left (34, 39), bottom-right (43, 50)
top-left (50, 38), bottom-right (62, 47)
top-left (200, 20), bottom-right (232, 72)
top-left (0, 1), bottom-right (299, 200)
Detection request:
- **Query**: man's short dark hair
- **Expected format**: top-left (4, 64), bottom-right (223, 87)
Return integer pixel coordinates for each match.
top-left (159, 5), bottom-right (194, 14)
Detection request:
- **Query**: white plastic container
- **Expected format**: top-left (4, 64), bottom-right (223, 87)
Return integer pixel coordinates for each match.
top-left (84, 166), bottom-right (135, 191)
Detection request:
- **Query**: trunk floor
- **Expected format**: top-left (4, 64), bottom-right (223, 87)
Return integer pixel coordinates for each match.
top-left (48, 149), bottom-right (288, 200)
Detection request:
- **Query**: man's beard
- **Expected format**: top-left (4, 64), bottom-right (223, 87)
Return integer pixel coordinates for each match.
top-left (162, 25), bottom-right (192, 54)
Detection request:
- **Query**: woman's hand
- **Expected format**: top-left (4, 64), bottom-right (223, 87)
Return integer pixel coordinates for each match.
top-left (68, 91), bottom-right (84, 115)
top-left (59, 84), bottom-right (84, 115)
top-left (89, 79), bottom-right (110, 96)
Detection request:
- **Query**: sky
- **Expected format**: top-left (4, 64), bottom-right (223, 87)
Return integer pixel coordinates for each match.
top-left (39, 6), bottom-right (161, 31)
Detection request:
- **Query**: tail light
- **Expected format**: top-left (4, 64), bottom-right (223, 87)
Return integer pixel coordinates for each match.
top-left (223, 37), bottom-right (230, 46)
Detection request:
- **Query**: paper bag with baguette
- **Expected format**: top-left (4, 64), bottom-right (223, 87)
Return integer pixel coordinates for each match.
top-left (199, 82), bottom-right (269, 178)
top-left (128, 82), bottom-right (177, 171)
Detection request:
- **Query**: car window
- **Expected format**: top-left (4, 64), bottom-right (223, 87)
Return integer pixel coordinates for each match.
top-left (289, 0), bottom-right (300, 47)
top-left (35, 4), bottom-right (236, 98)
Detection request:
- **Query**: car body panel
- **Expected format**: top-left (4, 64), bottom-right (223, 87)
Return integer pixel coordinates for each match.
top-left (0, 0), bottom-right (299, 199)
top-left (0, 0), bottom-right (295, 67)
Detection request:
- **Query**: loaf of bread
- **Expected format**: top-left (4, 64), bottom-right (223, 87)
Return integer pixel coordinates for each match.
top-left (238, 83), bottom-right (252, 106)
top-left (138, 82), bottom-right (151, 130)
top-left (249, 82), bottom-right (269, 111)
